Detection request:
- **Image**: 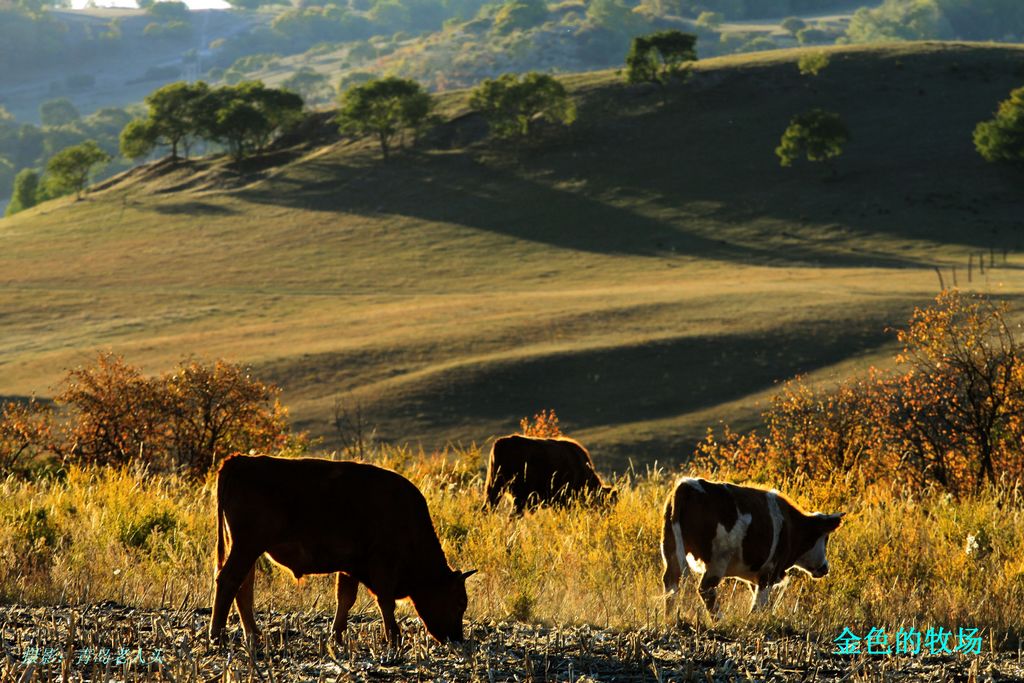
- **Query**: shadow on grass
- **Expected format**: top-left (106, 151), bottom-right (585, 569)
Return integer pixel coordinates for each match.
top-left (236, 150), bottom-right (925, 268)
top-left (150, 201), bottom-right (240, 216)
top-left (239, 47), bottom-right (1024, 268)
top-left (277, 306), bottom-right (904, 462)
top-left (374, 319), bottom-right (892, 432)
top-left (549, 47), bottom-right (1024, 258)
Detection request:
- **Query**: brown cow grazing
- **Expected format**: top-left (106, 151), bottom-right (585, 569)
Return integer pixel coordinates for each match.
top-left (209, 455), bottom-right (476, 646)
top-left (661, 477), bottom-right (843, 620)
top-left (484, 434), bottom-right (616, 513)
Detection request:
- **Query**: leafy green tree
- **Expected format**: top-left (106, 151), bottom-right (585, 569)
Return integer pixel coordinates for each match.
top-left (626, 30), bottom-right (698, 90)
top-left (146, 0), bottom-right (189, 20)
top-left (776, 108), bottom-right (849, 176)
top-left (974, 86), bottom-right (1024, 166)
top-left (336, 77), bottom-right (432, 160)
top-left (797, 50), bottom-right (830, 76)
top-left (124, 81), bottom-right (211, 160)
top-left (781, 16), bottom-right (806, 35)
top-left (44, 140), bottom-right (110, 199)
top-left (493, 0), bottom-right (548, 34)
top-left (469, 72), bottom-right (576, 143)
top-left (119, 119), bottom-right (158, 161)
top-left (845, 0), bottom-right (949, 43)
top-left (212, 99), bottom-right (272, 160)
top-left (198, 82), bottom-right (305, 160)
top-left (5, 168), bottom-right (40, 216)
top-left (39, 98), bottom-right (81, 127)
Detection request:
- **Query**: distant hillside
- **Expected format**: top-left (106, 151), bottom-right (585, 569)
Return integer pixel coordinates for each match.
top-left (3, 42), bottom-right (1024, 470)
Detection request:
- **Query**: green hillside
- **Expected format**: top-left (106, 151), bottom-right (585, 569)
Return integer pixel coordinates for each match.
top-left (3, 42), bottom-right (1024, 469)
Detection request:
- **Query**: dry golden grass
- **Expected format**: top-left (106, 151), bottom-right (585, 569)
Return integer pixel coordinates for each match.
top-left (3, 449), bottom-right (1022, 643)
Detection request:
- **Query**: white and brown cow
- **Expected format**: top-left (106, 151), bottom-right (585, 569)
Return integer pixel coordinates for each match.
top-left (661, 477), bottom-right (844, 619)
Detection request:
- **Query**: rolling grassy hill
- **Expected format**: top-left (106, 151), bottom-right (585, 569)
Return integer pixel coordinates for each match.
top-left (3, 41), bottom-right (1024, 470)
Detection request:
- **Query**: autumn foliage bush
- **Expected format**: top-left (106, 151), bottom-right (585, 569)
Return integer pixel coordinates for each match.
top-left (1, 353), bottom-right (303, 479)
top-left (0, 400), bottom-right (57, 477)
top-left (519, 408), bottom-right (563, 438)
top-left (695, 291), bottom-right (1024, 495)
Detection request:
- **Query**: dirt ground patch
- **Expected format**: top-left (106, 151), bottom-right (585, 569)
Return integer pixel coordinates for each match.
top-left (1, 605), bottom-right (1021, 682)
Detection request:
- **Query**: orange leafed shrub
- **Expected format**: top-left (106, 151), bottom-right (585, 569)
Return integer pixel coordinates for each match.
top-left (695, 291), bottom-right (1024, 495)
top-left (519, 408), bottom-right (563, 438)
top-left (55, 352), bottom-right (304, 478)
top-left (57, 353), bottom-right (166, 470)
top-left (163, 360), bottom-right (295, 478)
top-left (0, 399), bottom-right (58, 476)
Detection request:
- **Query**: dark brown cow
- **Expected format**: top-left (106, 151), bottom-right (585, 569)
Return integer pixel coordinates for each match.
top-left (661, 477), bottom-right (843, 619)
top-left (484, 435), bottom-right (616, 512)
top-left (209, 455), bottom-right (476, 645)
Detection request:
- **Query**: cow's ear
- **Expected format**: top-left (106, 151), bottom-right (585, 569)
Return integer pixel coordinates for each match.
top-left (824, 512), bottom-right (845, 531)
top-left (460, 569), bottom-right (478, 580)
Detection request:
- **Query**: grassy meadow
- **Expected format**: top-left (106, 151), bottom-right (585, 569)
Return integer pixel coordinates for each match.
top-left (3, 451), bottom-right (1023, 639)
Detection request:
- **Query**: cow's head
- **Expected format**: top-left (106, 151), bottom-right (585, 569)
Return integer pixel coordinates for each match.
top-left (793, 512), bottom-right (844, 578)
top-left (412, 569), bottom-right (477, 643)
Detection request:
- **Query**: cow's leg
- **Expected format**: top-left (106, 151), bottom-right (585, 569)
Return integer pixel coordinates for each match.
top-left (698, 574), bottom-right (722, 619)
top-left (661, 513), bottom-right (683, 620)
top-left (210, 546), bottom-right (261, 643)
top-left (512, 491), bottom-right (526, 515)
top-left (374, 595), bottom-right (401, 646)
top-left (234, 565), bottom-right (260, 639)
top-left (752, 574), bottom-right (789, 613)
top-left (751, 581), bottom-right (770, 613)
top-left (332, 574), bottom-right (360, 643)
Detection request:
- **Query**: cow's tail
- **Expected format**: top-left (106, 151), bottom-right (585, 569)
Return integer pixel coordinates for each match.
top-left (661, 483), bottom-right (691, 597)
top-left (661, 493), bottom-right (676, 574)
top-left (216, 468), bottom-right (227, 570)
top-left (483, 441), bottom-right (502, 509)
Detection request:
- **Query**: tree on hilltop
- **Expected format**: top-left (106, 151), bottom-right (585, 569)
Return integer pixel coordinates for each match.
top-left (797, 51), bottom-right (830, 77)
top-left (974, 86), bottom-right (1024, 166)
top-left (45, 140), bottom-right (110, 199)
top-left (198, 81), bottom-right (305, 161)
top-left (335, 77), bottom-right (432, 160)
top-left (626, 30), bottom-right (697, 92)
top-left (469, 72), bottom-right (575, 144)
top-left (776, 108), bottom-right (849, 177)
top-left (4, 168), bottom-right (40, 216)
top-left (120, 81), bottom-right (211, 161)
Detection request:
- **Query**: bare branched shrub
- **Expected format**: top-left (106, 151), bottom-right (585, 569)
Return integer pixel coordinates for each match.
top-left (332, 398), bottom-right (376, 459)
